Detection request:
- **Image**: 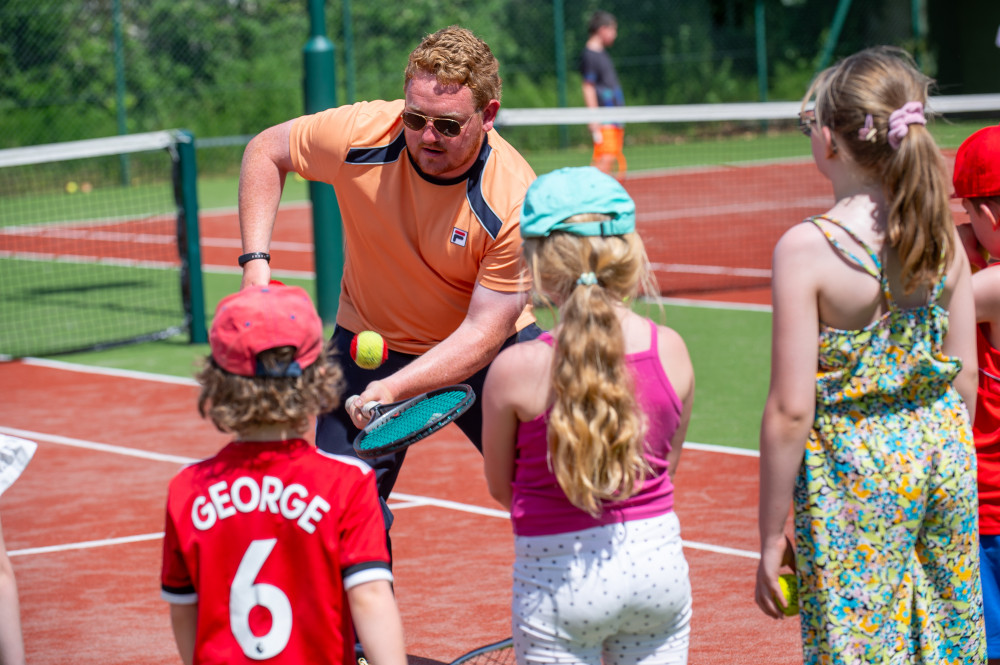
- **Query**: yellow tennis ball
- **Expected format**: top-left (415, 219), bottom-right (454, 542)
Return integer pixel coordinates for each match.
top-left (777, 573), bottom-right (799, 616)
top-left (65, 181), bottom-right (78, 194)
top-left (351, 330), bottom-right (387, 370)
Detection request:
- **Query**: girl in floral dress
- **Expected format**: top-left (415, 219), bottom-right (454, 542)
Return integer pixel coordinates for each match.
top-left (754, 46), bottom-right (986, 663)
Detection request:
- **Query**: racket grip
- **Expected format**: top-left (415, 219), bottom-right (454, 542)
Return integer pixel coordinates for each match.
top-left (361, 400), bottom-right (380, 418)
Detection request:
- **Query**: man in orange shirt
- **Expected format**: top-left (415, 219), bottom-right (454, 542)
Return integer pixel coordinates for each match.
top-left (237, 26), bottom-right (538, 532)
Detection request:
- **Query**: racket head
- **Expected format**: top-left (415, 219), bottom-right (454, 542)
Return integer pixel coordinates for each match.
top-left (352, 384), bottom-right (476, 459)
top-left (448, 638), bottom-right (514, 665)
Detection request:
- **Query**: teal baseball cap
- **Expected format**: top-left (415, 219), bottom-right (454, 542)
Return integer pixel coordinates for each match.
top-left (520, 166), bottom-right (635, 238)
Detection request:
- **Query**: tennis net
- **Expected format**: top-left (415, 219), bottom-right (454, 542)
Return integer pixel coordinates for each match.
top-left (496, 94), bottom-right (1000, 300)
top-left (0, 130), bottom-right (205, 359)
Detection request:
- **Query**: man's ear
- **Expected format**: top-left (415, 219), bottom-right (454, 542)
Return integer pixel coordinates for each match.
top-left (480, 99), bottom-right (501, 132)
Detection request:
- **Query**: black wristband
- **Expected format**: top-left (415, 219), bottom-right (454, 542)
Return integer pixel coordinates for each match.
top-left (238, 252), bottom-right (270, 267)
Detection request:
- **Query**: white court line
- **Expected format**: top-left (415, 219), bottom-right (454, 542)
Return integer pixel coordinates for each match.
top-left (10, 532), bottom-right (165, 557)
top-left (2, 423), bottom-right (759, 560)
top-left (3, 361), bottom-right (761, 560)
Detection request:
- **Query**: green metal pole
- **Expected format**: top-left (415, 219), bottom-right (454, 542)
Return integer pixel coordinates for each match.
top-left (554, 0), bottom-right (569, 148)
top-left (342, 0), bottom-right (355, 103)
top-left (303, 0), bottom-right (342, 323)
top-left (755, 0), bottom-right (767, 102)
top-left (816, 0), bottom-right (853, 72)
top-left (175, 130), bottom-right (207, 344)
top-left (112, 0), bottom-right (130, 186)
top-left (911, 0), bottom-right (923, 68)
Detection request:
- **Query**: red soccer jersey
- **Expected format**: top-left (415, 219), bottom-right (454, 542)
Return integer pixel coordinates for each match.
top-left (975, 322), bottom-right (1000, 534)
top-left (161, 439), bottom-right (391, 664)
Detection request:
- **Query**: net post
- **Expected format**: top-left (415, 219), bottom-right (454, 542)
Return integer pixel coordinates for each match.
top-left (303, 0), bottom-right (343, 324)
top-left (174, 129), bottom-right (207, 344)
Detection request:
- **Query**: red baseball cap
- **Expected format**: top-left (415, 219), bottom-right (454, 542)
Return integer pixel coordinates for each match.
top-left (209, 284), bottom-right (324, 377)
top-left (953, 125), bottom-right (1000, 199)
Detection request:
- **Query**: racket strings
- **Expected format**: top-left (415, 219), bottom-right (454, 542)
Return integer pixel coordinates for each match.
top-left (357, 390), bottom-right (468, 451)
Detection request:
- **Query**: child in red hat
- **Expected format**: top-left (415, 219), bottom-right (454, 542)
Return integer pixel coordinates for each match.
top-left (160, 284), bottom-right (406, 665)
top-left (954, 124), bottom-right (1000, 665)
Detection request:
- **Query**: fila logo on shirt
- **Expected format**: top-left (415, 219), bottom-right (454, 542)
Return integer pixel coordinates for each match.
top-left (450, 227), bottom-right (468, 247)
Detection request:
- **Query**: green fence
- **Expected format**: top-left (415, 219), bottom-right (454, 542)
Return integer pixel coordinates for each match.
top-left (4, 0), bottom-right (997, 160)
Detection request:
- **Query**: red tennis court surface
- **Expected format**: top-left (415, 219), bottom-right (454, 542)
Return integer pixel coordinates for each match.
top-left (0, 153), bottom-right (970, 662)
top-left (0, 359), bottom-right (799, 664)
top-left (0, 151), bottom-right (965, 311)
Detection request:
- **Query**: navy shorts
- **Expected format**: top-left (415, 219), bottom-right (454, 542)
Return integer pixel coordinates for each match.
top-left (982, 534), bottom-right (1000, 658)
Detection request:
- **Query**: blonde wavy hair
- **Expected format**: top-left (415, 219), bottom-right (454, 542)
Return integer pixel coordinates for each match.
top-left (404, 25), bottom-right (501, 109)
top-left (524, 223), bottom-right (659, 516)
top-left (804, 45), bottom-right (952, 293)
top-left (197, 346), bottom-right (343, 436)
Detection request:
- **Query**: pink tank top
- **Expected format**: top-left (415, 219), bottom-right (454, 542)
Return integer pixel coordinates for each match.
top-left (509, 319), bottom-right (683, 537)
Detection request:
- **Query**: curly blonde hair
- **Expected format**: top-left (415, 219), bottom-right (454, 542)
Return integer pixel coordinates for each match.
top-left (804, 46), bottom-right (952, 293)
top-left (404, 25), bottom-right (501, 109)
top-left (524, 225), bottom-right (658, 517)
top-left (197, 346), bottom-right (343, 436)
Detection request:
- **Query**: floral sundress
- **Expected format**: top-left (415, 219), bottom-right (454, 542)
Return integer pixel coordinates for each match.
top-left (793, 215), bottom-right (986, 664)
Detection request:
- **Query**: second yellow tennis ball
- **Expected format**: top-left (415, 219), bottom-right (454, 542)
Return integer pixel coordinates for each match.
top-left (778, 573), bottom-right (799, 616)
top-left (351, 330), bottom-right (387, 370)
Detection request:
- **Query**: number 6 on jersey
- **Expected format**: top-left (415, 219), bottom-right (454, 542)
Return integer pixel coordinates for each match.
top-left (230, 539), bottom-right (292, 659)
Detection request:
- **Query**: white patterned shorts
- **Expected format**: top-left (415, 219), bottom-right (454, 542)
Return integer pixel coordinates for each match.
top-left (512, 512), bottom-right (692, 665)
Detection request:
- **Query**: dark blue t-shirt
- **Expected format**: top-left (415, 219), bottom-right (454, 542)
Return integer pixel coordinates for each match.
top-left (580, 48), bottom-right (624, 107)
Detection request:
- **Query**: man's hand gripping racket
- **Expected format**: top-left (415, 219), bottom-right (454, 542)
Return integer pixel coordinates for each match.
top-left (350, 384), bottom-right (476, 459)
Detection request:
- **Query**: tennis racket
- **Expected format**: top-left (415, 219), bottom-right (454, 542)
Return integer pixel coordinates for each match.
top-left (352, 384), bottom-right (476, 459)
top-left (448, 638), bottom-right (514, 665)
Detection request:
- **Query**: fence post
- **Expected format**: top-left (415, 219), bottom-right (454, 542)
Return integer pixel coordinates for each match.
top-left (554, 0), bottom-right (569, 148)
top-left (174, 130), bottom-right (207, 344)
top-left (303, 0), bottom-right (342, 324)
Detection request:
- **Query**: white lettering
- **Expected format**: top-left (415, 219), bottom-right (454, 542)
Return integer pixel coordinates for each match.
top-left (189, 477), bottom-right (329, 533)
top-left (230, 476), bottom-right (260, 513)
top-left (260, 476), bottom-right (282, 514)
top-left (297, 496), bottom-right (331, 534)
top-left (208, 480), bottom-right (236, 520)
top-left (192, 496), bottom-right (216, 530)
top-left (279, 484), bottom-right (308, 521)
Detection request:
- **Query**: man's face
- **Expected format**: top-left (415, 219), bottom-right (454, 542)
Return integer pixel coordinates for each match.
top-left (403, 72), bottom-right (498, 179)
top-left (598, 23), bottom-right (617, 47)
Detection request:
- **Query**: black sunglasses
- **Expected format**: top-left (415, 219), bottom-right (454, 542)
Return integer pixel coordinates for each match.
top-left (798, 109), bottom-right (817, 137)
top-left (401, 110), bottom-right (478, 138)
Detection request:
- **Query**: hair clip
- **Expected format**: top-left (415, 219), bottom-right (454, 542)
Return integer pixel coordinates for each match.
top-left (576, 272), bottom-right (598, 286)
top-left (858, 114), bottom-right (876, 142)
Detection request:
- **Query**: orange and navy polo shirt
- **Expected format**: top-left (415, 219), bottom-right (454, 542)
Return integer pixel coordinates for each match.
top-left (290, 99), bottom-right (536, 355)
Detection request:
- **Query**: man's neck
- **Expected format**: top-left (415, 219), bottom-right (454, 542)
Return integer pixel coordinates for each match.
top-left (586, 35), bottom-right (604, 52)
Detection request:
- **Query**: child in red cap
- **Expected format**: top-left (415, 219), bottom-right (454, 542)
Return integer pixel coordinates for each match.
top-left (954, 124), bottom-right (1000, 665)
top-left (160, 284), bottom-right (406, 665)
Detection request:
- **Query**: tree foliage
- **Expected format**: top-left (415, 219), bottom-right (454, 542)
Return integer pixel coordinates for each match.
top-left (0, 0), bottom-right (936, 150)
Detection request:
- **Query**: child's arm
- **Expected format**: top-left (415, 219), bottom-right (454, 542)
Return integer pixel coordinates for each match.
top-left (349, 580), bottom-right (407, 665)
top-left (169, 603), bottom-right (198, 665)
top-left (0, 522), bottom-right (26, 665)
top-left (481, 347), bottom-right (525, 510)
top-left (944, 242), bottom-right (979, 419)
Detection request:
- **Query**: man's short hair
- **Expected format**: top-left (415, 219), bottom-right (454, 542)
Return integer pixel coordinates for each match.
top-left (405, 26), bottom-right (501, 109)
top-left (588, 10), bottom-right (616, 36)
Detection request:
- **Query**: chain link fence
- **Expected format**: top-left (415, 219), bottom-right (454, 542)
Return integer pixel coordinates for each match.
top-left (2, 0), bottom-right (996, 174)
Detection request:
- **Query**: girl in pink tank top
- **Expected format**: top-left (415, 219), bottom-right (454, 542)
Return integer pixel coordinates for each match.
top-left (482, 167), bottom-right (695, 665)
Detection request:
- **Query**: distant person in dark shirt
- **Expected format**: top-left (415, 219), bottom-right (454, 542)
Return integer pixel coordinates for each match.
top-left (580, 10), bottom-right (626, 178)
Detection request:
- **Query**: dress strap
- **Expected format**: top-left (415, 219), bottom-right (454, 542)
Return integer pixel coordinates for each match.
top-left (808, 215), bottom-right (894, 304)
top-left (808, 215), bottom-right (881, 277)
